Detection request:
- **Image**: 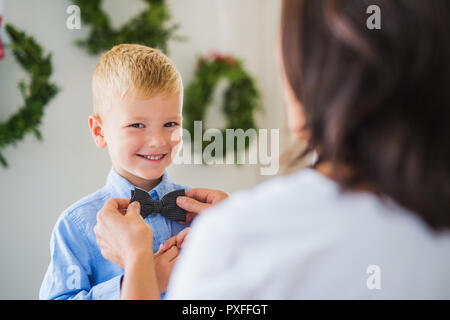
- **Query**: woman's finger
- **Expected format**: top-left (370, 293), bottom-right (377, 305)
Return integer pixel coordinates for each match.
top-left (105, 198), bottom-right (131, 211)
top-left (125, 201), bottom-right (141, 218)
top-left (184, 188), bottom-right (215, 203)
top-left (97, 198), bottom-right (130, 224)
top-left (176, 196), bottom-right (211, 213)
top-left (178, 212), bottom-right (197, 224)
top-left (185, 188), bottom-right (228, 204)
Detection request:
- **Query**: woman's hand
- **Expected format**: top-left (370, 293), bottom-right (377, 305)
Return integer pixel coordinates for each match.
top-left (176, 188), bottom-right (229, 224)
top-left (94, 199), bottom-right (154, 269)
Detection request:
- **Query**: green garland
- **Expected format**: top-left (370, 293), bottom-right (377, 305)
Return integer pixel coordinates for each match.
top-left (73, 0), bottom-right (180, 54)
top-left (0, 24), bottom-right (59, 168)
top-left (183, 53), bottom-right (261, 158)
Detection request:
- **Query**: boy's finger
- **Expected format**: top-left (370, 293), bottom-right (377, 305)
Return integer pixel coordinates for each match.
top-left (154, 244), bottom-right (164, 257)
top-left (162, 237), bottom-right (177, 251)
top-left (170, 257), bottom-right (179, 267)
top-left (162, 245), bottom-right (179, 262)
top-left (177, 232), bottom-right (190, 248)
top-left (175, 228), bottom-right (189, 243)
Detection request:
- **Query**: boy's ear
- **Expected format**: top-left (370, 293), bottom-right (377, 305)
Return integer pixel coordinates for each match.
top-left (88, 115), bottom-right (107, 148)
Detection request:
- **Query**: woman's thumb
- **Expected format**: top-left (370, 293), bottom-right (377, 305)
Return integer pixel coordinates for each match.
top-left (176, 196), bottom-right (210, 213)
top-left (127, 201), bottom-right (141, 216)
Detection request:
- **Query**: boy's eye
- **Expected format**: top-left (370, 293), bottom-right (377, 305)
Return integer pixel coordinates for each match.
top-left (164, 122), bottom-right (179, 128)
top-left (130, 123), bottom-right (145, 129)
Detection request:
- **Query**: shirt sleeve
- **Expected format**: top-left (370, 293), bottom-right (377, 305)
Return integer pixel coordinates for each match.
top-left (39, 212), bottom-right (122, 300)
top-left (166, 203), bottom-right (239, 299)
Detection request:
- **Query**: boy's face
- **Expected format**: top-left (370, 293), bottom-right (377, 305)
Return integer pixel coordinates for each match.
top-left (90, 92), bottom-right (182, 189)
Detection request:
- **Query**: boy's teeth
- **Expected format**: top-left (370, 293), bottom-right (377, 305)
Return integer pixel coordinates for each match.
top-left (143, 155), bottom-right (163, 160)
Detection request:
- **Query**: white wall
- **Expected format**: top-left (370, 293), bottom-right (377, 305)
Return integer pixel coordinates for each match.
top-left (0, 0), bottom-right (286, 299)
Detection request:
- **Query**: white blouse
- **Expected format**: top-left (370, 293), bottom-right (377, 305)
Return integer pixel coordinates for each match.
top-left (167, 168), bottom-right (450, 299)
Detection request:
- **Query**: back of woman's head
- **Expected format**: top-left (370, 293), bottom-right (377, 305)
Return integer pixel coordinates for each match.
top-left (281, 0), bottom-right (450, 230)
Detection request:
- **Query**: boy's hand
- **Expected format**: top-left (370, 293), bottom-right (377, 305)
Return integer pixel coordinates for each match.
top-left (176, 188), bottom-right (228, 224)
top-left (153, 227), bottom-right (191, 293)
top-left (153, 246), bottom-right (179, 293)
top-left (161, 227), bottom-right (191, 251)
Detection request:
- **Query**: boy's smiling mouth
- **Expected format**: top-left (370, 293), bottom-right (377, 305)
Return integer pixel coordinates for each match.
top-left (136, 153), bottom-right (167, 161)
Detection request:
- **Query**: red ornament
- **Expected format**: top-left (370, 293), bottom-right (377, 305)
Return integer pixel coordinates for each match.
top-left (224, 56), bottom-right (237, 68)
top-left (201, 51), bottom-right (237, 68)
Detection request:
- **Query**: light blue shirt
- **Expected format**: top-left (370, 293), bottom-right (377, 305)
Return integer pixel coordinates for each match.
top-left (40, 167), bottom-right (190, 300)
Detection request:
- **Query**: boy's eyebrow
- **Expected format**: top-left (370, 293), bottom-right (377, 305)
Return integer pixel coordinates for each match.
top-left (124, 114), bottom-right (182, 121)
top-left (123, 116), bottom-right (149, 122)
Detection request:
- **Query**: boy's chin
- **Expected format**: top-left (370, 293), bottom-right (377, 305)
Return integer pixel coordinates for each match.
top-left (135, 168), bottom-right (166, 181)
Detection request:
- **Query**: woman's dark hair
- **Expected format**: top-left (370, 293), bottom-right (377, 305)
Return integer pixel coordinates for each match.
top-left (281, 0), bottom-right (450, 230)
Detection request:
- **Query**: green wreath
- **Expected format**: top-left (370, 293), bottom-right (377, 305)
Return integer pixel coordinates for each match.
top-left (73, 0), bottom-right (181, 54)
top-left (183, 52), bottom-right (261, 159)
top-left (0, 24), bottom-right (59, 168)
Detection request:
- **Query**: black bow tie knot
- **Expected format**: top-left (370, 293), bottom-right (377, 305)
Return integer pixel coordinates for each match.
top-left (129, 188), bottom-right (186, 222)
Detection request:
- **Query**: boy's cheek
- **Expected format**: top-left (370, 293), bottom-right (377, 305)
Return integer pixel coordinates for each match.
top-left (170, 137), bottom-right (182, 149)
top-left (167, 130), bottom-right (182, 148)
top-left (115, 133), bottom-right (142, 149)
top-left (168, 142), bottom-right (182, 162)
top-left (169, 128), bottom-right (182, 143)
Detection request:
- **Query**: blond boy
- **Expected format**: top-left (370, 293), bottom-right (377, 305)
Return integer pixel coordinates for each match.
top-left (40, 44), bottom-right (190, 299)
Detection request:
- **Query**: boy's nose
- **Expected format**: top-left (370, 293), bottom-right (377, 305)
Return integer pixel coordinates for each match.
top-left (145, 130), bottom-right (167, 148)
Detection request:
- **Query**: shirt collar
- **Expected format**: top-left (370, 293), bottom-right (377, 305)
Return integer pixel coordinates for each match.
top-left (105, 167), bottom-right (171, 200)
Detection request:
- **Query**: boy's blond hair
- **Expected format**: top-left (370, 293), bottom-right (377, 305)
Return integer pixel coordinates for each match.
top-left (92, 44), bottom-right (183, 118)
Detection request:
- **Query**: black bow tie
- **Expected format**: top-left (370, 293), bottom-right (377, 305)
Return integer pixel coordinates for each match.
top-left (129, 188), bottom-right (186, 222)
